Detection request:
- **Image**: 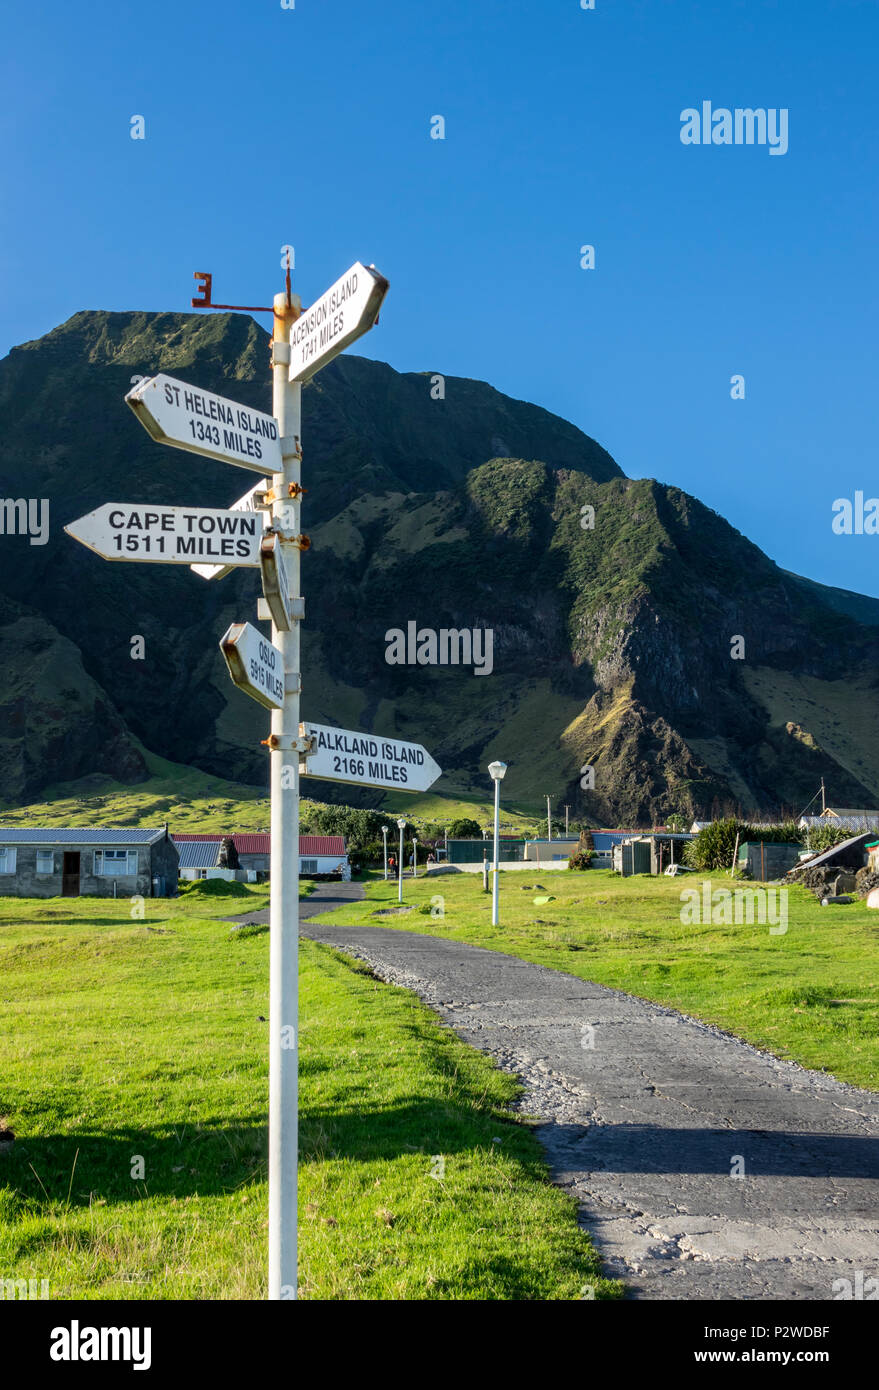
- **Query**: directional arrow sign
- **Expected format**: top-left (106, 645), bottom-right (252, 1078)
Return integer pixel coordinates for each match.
top-left (219, 622), bottom-right (285, 710)
top-left (288, 263), bottom-right (389, 384)
top-left (126, 373), bottom-right (282, 474)
top-left (299, 722), bottom-right (441, 794)
top-left (65, 503), bottom-right (264, 566)
top-left (191, 478), bottom-right (270, 580)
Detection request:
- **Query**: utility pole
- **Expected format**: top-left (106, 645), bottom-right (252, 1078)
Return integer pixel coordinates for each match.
top-left (820, 777), bottom-right (826, 814)
top-left (564, 803), bottom-right (569, 836)
top-left (546, 794), bottom-right (552, 842)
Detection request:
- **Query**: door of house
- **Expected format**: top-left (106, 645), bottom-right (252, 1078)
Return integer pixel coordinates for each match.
top-left (62, 851), bottom-right (81, 896)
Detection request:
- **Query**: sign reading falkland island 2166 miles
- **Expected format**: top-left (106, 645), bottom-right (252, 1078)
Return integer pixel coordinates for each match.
top-left (126, 373), bottom-right (282, 473)
top-left (288, 263), bottom-right (389, 384)
top-left (64, 504), bottom-right (264, 566)
top-left (300, 722), bottom-right (441, 793)
top-left (219, 622), bottom-right (285, 710)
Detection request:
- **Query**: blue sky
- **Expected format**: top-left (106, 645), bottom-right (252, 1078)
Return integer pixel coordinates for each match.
top-left (3, 0), bottom-right (878, 596)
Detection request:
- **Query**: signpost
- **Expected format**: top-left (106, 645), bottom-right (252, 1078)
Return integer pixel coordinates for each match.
top-left (126, 373), bottom-right (283, 473)
top-left (64, 503), bottom-right (264, 567)
top-left (299, 721), bottom-right (442, 794)
top-left (288, 262), bottom-right (389, 383)
top-left (68, 255), bottom-right (424, 1305)
top-left (219, 623), bottom-right (286, 710)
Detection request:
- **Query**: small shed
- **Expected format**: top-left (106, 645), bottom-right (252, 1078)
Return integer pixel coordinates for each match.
top-left (737, 841), bottom-right (801, 881)
top-left (299, 835), bottom-right (349, 878)
top-left (613, 837), bottom-right (654, 876)
top-left (176, 839), bottom-right (223, 881)
top-left (0, 827), bottom-right (178, 898)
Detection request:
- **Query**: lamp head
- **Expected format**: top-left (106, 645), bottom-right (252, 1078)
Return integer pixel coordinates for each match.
top-left (488, 760), bottom-right (508, 781)
top-left (397, 818), bottom-right (406, 830)
top-left (382, 825), bottom-right (389, 834)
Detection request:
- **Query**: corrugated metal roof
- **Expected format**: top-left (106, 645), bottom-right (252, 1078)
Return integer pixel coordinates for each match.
top-left (171, 832), bottom-right (346, 855)
top-left (299, 835), bottom-right (346, 856)
top-left (800, 815), bottom-right (879, 830)
top-left (177, 840), bottom-right (222, 869)
top-left (232, 833), bottom-right (271, 854)
top-left (0, 827), bottom-right (167, 845)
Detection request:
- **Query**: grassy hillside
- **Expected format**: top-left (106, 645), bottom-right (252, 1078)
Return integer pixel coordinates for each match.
top-left (4, 307), bottom-right (879, 822)
top-left (0, 748), bottom-right (548, 836)
top-left (0, 889), bottom-right (616, 1299)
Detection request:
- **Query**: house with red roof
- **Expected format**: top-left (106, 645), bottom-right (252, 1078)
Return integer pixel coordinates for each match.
top-left (172, 832), bottom-right (349, 881)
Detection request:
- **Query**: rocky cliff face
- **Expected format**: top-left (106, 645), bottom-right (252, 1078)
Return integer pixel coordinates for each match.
top-left (1, 309), bottom-right (877, 822)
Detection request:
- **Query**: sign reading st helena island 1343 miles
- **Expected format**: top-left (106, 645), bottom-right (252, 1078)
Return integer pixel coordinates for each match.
top-left (288, 263), bottom-right (389, 384)
top-left (219, 622), bottom-right (285, 710)
top-left (64, 503), bottom-right (264, 566)
top-left (126, 373), bottom-right (282, 473)
top-left (299, 721), bottom-right (441, 793)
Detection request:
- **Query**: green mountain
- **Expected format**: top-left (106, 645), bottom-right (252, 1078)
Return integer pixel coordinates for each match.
top-left (1, 308), bottom-right (877, 823)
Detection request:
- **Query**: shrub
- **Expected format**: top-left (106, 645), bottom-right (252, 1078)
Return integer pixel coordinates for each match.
top-left (804, 823), bottom-right (859, 853)
top-left (448, 817), bottom-right (482, 839)
top-left (684, 818), bottom-right (743, 871)
top-left (568, 850), bottom-right (594, 871)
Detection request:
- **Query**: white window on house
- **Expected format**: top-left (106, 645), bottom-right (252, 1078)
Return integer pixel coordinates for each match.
top-left (0, 847), bottom-right (17, 874)
top-left (301, 858), bottom-right (318, 874)
top-left (94, 849), bottom-right (137, 876)
top-left (36, 850), bottom-right (55, 875)
top-left (197, 869), bottom-right (208, 880)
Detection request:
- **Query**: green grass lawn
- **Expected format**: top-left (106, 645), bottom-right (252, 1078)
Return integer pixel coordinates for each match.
top-left (317, 869), bottom-right (879, 1091)
top-left (0, 886), bottom-right (614, 1300)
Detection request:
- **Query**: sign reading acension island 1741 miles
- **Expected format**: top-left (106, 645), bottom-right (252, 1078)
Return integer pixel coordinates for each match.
top-left (126, 373), bottom-right (282, 473)
top-left (64, 503), bottom-right (264, 566)
top-left (299, 721), bottom-right (442, 793)
top-left (288, 263), bottom-right (389, 384)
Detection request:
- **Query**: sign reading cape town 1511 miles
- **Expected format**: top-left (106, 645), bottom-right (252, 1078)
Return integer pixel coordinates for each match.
top-left (64, 503), bottom-right (264, 566)
top-left (126, 373), bottom-right (282, 473)
top-left (299, 721), bottom-right (441, 794)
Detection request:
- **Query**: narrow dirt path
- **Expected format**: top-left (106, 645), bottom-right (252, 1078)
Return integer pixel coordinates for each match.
top-left (299, 918), bottom-right (879, 1301)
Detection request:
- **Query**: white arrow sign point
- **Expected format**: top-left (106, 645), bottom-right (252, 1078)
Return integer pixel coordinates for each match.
top-left (299, 721), bottom-right (441, 793)
top-left (220, 622), bottom-right (286, 710)
top-left (288, 263), bottom-right (388, 384)
top-left (126, 373), bottom-right (282, 474)
top-left (65, 503), bottom-right (265, 567)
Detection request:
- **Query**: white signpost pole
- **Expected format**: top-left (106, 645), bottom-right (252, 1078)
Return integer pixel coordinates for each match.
top-left (267, 293), bottom-right (302, 1302)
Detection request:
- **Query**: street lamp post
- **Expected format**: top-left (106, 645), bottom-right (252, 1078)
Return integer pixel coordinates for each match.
top-left (397, 818), bottom-right (406, 903)
top-left (382, 825), bottom-right (389, 881)
top-left (488, 761), bottom-right (507, 926)
top-left (412, 837), bottom-right (418, 878)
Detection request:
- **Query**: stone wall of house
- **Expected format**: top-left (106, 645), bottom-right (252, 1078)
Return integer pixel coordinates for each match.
top-left (0, 842), bottom-right (177, 898)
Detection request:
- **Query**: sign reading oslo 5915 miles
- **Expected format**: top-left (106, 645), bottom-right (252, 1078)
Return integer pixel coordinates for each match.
top-left (300, 721), bottom-right (441, 793)
top-left (219, 622), bottom-right (285, 711)
top-left (288, 263), bottom-right (389, 384)
top-left (64, 503), bottom-right (264, 566)
top-left (126, 373), bottom-right (282, 473)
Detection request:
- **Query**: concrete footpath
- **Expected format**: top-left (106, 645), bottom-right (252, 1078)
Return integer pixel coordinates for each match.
top-left (291, 885), bottom-right (878, 1301)
top-left (230, 883), bottom-right (878, 1299)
